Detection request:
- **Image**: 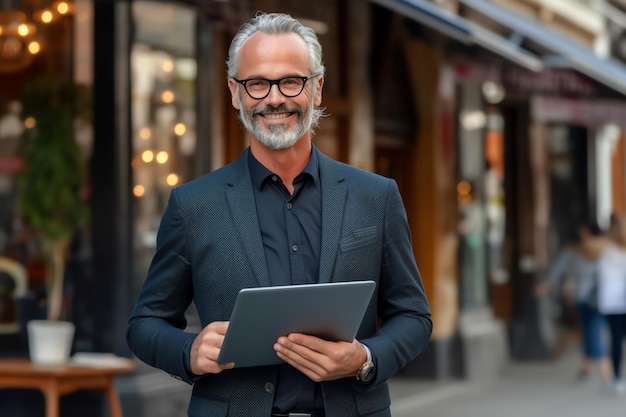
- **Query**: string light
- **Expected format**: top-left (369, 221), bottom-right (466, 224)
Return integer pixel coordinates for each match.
top-left (139, 127), bottom-right (151, 140)
top-left (166, 174), bottom-right (179, 187)
top-left (24, 117), bottom-right (36, 129)
top-left (36, 10), bottom-right (54, 24)
top-left (156, 151), bottom-right (169, 164)
top-left (28, 41), bottom-right (41, 54)
top-left (141, 150), bottom-right (154, 163)
top-left (0, 2), bottom-right (75, 73)
top-left (174, 123), bottom-right (186, 136)
top-left (133, 185), bottom-right (145, 198)
top-left (54, 1), bottom-right (71, 15)
top-left (161, 90), bottom-right (175, 103)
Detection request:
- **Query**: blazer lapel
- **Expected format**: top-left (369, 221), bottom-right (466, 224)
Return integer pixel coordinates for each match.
top-left (225, 151), bottom-right (271, 287)
top-left (317, 150), bottom-right (347, 283)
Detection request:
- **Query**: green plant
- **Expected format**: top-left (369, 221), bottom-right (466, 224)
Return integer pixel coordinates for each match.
top-left (16, 76), bottom-right (89, 321)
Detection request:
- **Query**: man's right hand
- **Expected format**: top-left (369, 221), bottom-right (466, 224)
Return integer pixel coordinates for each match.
top-left (189, 321), bottom-right (235, 375)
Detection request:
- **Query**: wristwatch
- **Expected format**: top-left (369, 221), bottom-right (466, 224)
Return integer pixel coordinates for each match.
top-left (356, 342), bottom-right (374, 383)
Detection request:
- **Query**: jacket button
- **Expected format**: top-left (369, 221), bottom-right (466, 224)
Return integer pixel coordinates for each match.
top-left (264, 382), bottom-right (274, 393)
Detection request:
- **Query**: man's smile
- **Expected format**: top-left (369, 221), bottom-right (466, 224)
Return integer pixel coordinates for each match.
top-left (260, 111), bottom-right (294, 120)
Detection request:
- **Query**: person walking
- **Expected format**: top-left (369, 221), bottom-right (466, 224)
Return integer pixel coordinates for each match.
top-left (536, 221), bottom-right (613, 385)
top-left (126, 12), bottom-right (432, 417)
top-left (598, 213), bottom-right (626, 393)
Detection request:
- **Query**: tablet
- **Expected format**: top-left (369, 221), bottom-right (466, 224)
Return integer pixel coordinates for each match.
top-left (217, 280), bottom-right (376, 368)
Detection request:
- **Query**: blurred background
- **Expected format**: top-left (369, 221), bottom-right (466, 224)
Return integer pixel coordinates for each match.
top-left (0, 0), bottom-right (625, 415)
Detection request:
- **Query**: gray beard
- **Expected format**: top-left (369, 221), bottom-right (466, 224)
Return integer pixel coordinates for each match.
top-left (237, 92), bottom-right (320, 150)
top-left (242, 108), bottom-right (306, 150)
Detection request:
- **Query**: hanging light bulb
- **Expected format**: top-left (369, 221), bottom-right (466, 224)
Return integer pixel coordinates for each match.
top-left (0, 1), bottom-right (75, 73)
top-left (53, 1), bottom-right (73, 16)
top-left (0, 11), bottom-right (38, 73)
top-left (33, 9), bottom-right (55, 25)
top-left (28, 40), bottom-right (41, 54)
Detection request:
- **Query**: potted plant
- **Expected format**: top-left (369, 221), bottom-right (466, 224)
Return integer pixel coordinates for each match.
top-left (15, 76), bottom-right (89, 364)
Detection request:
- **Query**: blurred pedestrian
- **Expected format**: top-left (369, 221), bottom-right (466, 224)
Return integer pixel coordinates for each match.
top-left (598, 213), bottom-right (626, 393)
top-left (126, 12), bottom-right (432, 417)
top-left (536, 221), bottom-right (613, 384)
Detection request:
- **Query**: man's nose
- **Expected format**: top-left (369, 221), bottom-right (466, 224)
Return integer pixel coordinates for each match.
top-left (265, 83), bottom-right (286, 103)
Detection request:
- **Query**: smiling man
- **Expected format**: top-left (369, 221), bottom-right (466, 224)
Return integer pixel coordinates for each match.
top-left (127, 12), bottom-right (432, 417)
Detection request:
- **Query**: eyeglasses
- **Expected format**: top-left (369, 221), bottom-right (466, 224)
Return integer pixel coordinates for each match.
top-left (233, 73), bottom-right (321, 100)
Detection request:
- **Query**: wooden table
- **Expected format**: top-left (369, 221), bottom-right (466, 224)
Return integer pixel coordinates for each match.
top-left (0, 357), bottom-right (136, 417)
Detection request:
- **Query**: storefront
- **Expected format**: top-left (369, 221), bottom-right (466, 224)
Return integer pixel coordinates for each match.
top-left (2, 5), bottom-right (626, 413)
top-left (376, 0), bottom-right (626, 376)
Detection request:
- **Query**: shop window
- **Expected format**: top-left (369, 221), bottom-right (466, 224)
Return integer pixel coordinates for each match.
top-left (0, 0), bottom-right (93, 331)
top-left (130, 2), bottom-right (198, 283)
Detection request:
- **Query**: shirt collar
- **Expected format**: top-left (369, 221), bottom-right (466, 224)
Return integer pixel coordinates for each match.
top-left (248, 146), bottom-right (320, 191)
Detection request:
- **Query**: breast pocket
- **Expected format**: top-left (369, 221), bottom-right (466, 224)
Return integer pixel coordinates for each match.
top-left (339, 226), bottom-right (378, 252)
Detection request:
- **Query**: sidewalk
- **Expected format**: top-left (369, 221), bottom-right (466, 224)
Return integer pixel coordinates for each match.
top-left (116, 347), bottom-right (625, 417)
top-left (388, 349), bottom-right (625, 417)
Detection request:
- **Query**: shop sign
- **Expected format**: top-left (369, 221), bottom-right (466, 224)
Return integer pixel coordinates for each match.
top-left (531, 96), bottom-right (626, 127)
top-left (502, 66), bottom-right (597, 96)
top-left (454, 60), bottom-right (598, 96)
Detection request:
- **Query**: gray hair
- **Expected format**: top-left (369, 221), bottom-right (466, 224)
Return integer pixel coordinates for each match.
top-left (226, 12), bottom-right (325, 79)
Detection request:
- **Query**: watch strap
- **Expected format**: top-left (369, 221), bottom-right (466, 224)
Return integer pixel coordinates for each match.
top-left (356, 342), bottom-right (374, 382)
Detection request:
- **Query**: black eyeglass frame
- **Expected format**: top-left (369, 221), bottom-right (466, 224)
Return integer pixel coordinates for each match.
top-left (232, 73), bottom-right (321, 100)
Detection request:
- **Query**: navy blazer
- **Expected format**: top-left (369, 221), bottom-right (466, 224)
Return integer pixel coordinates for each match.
top-left (127, 147), bottom-right (432, 417)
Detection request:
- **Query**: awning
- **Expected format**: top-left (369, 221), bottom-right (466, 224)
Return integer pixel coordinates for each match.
top-left (373, 0), bottom-right (626, 95)
top-left (371, 0), bottom-right (544, 72)
top-left (459, 0), bottom-right (626, 96)
top-left (369, 0), bottom-right (471, 43)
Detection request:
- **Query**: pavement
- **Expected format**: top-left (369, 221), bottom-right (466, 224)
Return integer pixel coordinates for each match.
top-left (114, 345), bottom-right (626, 417)
top-left (388, 348), bottom-right (626, 417)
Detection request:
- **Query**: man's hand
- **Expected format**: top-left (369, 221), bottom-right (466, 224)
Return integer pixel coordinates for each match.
top-left (273, 334), bottom-right (367, 382)
top-left (189, 321), bottom-right (235, 375)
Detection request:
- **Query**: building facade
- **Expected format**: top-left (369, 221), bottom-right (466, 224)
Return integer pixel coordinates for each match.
top-left (1, 0), bottom-right (626, 415)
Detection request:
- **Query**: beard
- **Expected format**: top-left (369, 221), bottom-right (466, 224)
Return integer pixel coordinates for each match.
top-left (237, 91), bottom-right (323, 150)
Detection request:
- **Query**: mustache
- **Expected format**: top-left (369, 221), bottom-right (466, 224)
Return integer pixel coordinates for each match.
top-left (249, 104), bottom-right (303, 116)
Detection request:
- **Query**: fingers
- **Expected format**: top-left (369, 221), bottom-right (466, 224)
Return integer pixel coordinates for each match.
top-left (190, 321), bottom-right (235, 375)
top-left (274, 334), bottom-right (362, 382)
top-left (274, 335), bottom-right (325, 380)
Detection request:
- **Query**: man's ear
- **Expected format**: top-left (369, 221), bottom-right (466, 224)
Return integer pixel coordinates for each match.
top-left (314, 76), bottom-right (324, 107)
top-left (227, 78), bottom-right (240, 110)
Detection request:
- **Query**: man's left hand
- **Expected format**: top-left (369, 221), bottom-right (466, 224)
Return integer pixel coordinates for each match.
top-left (274, 334), bottom-right (367, 382)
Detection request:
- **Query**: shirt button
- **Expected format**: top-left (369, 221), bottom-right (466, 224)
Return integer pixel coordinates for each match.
top-left (287, 202), bottom-right (293, 209)
top-left (264, 382), bottom-right (274, 393)
top-left (292, 244), bottom-right (299, 252)
top-left (272, 175), bottom-right (278, 182)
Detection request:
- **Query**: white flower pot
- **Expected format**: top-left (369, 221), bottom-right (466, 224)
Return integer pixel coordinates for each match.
top-left (27, 320), bottom-right (75, 365)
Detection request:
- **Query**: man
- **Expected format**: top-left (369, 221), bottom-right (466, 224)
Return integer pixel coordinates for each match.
top-left (127, 12), bottom-right (432, 417)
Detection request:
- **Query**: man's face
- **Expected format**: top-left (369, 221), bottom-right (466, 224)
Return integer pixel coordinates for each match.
top-left (228, 32), bottom-right (323, 150)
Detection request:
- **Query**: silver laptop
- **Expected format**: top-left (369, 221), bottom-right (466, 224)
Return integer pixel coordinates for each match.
top-left (217, 280), bottom-right (376, 368)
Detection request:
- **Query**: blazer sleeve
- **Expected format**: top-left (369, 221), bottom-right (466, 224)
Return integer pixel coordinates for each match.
top-left (126, 188), bottom-right (197, 384)
top-left (361, 179), bottom-right (433, 386)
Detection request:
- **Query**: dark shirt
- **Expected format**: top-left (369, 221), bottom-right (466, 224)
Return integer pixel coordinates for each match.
top-left (248, 149), bottom-right (324, 412)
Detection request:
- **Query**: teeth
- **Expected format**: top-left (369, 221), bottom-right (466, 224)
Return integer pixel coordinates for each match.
top-left (263, 112), bottom-right (290, 119)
